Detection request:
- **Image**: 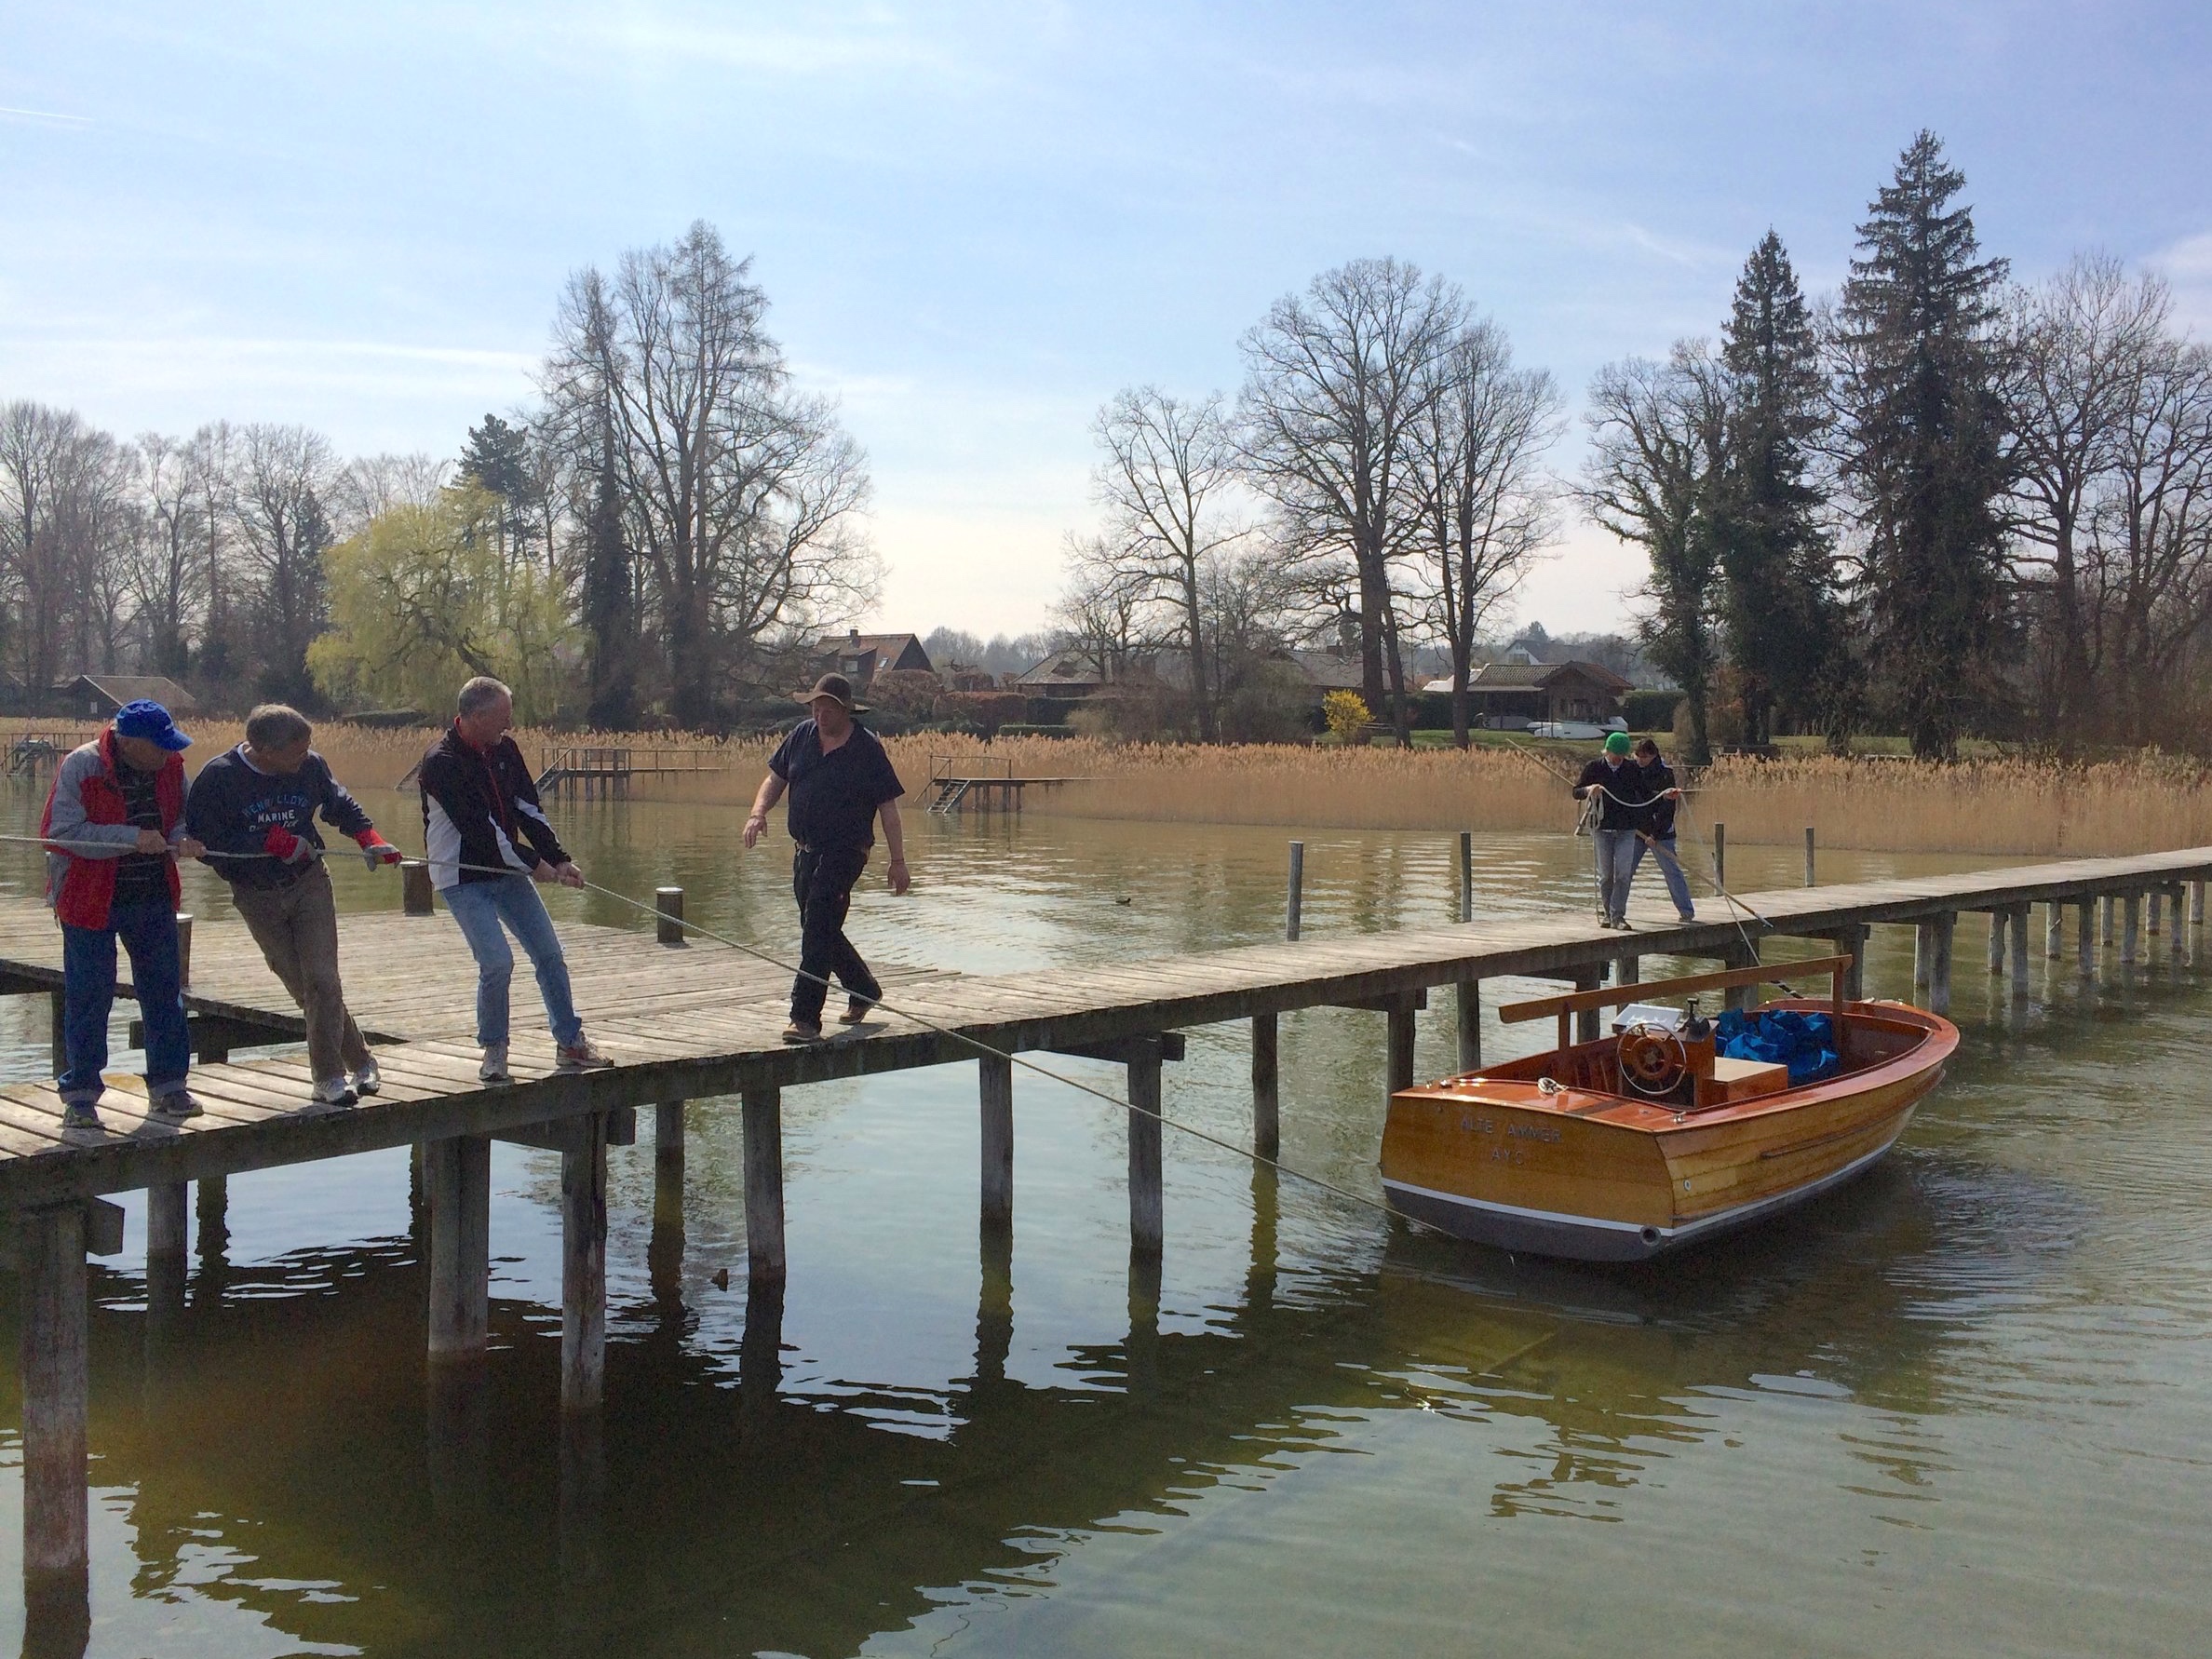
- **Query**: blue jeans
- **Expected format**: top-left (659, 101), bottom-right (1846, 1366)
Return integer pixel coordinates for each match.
top-left (1593, 830), bottom-right (1638, 922)
top-left (61, 900), bottom-right (190, 1103)
top-left (441, 875), bottom-right (582, 1047)
top-left (1631, 833), bottom-right (1697, 919)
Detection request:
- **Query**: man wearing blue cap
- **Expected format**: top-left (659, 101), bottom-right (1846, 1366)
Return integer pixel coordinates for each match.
top-left (40, 699), bottom-right (207, 1127)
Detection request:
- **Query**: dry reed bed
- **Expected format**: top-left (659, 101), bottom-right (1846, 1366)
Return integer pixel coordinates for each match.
top-left (9, 722), bottom-right (2208, 857)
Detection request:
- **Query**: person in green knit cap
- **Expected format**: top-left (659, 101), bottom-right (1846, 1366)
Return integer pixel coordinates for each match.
top-left (1571, 730), bottom-right (1654, 928)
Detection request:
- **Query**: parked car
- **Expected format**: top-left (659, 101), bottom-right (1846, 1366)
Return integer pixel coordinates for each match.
top-left (1526, 718), bottom-right (1629, 739)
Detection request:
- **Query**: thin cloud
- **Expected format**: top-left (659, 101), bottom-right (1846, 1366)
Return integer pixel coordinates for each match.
top-left (0, 105), bottom-right (92, 127)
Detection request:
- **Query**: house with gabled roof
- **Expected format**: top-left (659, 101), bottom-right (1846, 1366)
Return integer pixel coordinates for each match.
top-left (809, 628), bottom-right (934, 690)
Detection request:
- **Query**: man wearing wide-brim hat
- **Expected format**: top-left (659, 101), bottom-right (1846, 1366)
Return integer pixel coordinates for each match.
top-left (742, 673), bottom-right (910, 1043)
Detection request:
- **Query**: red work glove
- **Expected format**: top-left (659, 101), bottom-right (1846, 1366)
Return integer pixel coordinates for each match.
top-left (355, 830), bottom-right (403, 869)
top-left (263, 827), bottom-right (310, 863)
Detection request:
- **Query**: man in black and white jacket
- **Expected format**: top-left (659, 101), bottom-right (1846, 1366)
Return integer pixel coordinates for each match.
top-left (417, 676), bottom-right (612, 1082)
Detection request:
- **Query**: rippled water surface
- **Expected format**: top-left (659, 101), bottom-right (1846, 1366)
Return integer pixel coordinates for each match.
top-left (1, 784), bottom-right (2206, 1656)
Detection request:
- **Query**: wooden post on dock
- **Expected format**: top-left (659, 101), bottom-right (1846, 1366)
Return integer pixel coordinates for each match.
top-left (1931, 914), bottom-right (1955, 1014)
top-left (2148, 889), bottom-right (2163, 937)
top-left (1987, 910), bottom-right (2005, 976)
top-left (2102, 895), bottom-right (2117, 947)
top-left (1126, 1040), bottom-right (1165, 1256)
top-left (1572, 967), bottom-right (1606, 1038)
top-left (1713, 823), bottom-right (1726, 891)
top-left (2077, 901), bottom-right (2097, 979)
top-left (18, 1202), bottom-right (88, 1632)
top-left (560, 1113), bottom-right (609, 1414)
top-left (1616, 955), bottom-right (1640, 988)
top-left (1720, 945), bottom-right (1760, 1014)
top-left (196, 1175), bottom-right (228, 1267)
top-left (2045, 902), bottom-right (2063, 959)
top-left (147, 1181), bottom-right (188, 1260)
top-left (2122, 894), bottom-right (2141, 965)
top-left (1454, 830), bottom-right (1479, 1072)
top-left (1385, 991), bottom-right (1419, 1097)
top-left (1804, 827), bottom-right (1815, 887)
top-left (2171, 886), bottom-right (2189, 964)
top-left (1827, 926), bottom-right (1868, 1000)
top-left (979, 1054), bottom-right (1014, 1225)
top-left (1285, 842), bottom-right (1304, 941)
top-left (654, 886), bottom-right (685, 946)
top-left (2192, 881), bottom-right (2205, 928)
top-left (402, 859), bottom-right (435, 916)
top-left (425, 1135), bottom-right (491, 1359)
top-left (743, 1087), bottom-right (786, 1284)
top-left (175, 912), bottom-right (193, 989)
top-left (650, 1102), bottom-right (685, 1302)
top-left (47, 988), bottom-right (65, 1078)
top-left (1250, 1014), bottom-right (1279, 1158)
top-left (2008, 902), bottom-right (2031, 1001)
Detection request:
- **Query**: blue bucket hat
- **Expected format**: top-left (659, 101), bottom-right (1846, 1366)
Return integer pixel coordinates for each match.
top-left (113, 699), bottom-right (191, 751)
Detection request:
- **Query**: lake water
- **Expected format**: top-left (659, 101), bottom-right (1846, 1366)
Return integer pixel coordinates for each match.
top-left (1, 785), bottom-right (2206, 1657)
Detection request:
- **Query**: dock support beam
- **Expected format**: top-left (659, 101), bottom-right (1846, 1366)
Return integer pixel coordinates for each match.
top-left (401, 859), bottom-right (435, 916)
top-left (1250, 1014), bottom-right (1279, 1158)
top-left (1386, 991), bottom-right (1420, 1096)
top-left (2148, 889), bottom-right (2164, 937)
top-left (1573, 968), bottom-right (1606, 1037)
top-left (1987, 910), bottom-right (2005, 976)
top-left (2193, 881), bottom-right (2205, 928)
top-left (560, 1113), bottom-right (609, 1415)
top-left (19, 1203), bottom-right (89, 1640)
top-left (979, 1054), bottom-right (1014, 1226)
top-left (744, 1087), bottom-right (785, 1284)
top-left (1454, 982), bottom-right (1481, 1072)
top-left (2078, 900), bottom-right (2097, 978)
top-left (146, 1181), bottom-right (188, 1260)
top-left (2008, 902), bottom-right (2031, 1001)
top-left (2046, 902), bottom-right (2063, 959)
top-left (2174, 887), bottom-right (2190, 963)
top-left (425, 1135), bottom-right (491, 1360)
top-left (1914, 915), bottom-right (1954, 1015)
top-left (2122, 894), bottom-right (2140, 965)
top-left (1818, 926), bottom-right (1868, 1000)
top-left (1126, 1041), bottom-right (1165, 1257)
top-left (2102, 895), bottom-right (2116, 947)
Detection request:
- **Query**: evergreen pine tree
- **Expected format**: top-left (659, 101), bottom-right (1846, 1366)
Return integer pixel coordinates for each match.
top-left (1839, 131), bottom-right (2013, 760)
top-left (457, 413), bottom-right (531, 499)
top-left (1718, 231), bottom-right (1845, 746)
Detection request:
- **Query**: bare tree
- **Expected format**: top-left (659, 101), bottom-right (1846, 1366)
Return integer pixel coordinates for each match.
top-left (330, 452), bottom-right (452, 539)
top-left (231, 423), bottom-right (337, 702)
top-left (2005, 256), bottom-right (2175, 749)
top-left (0, 402), bottom-right (131, 690)
top-left (129, 433), bottom-right (208, 677)
top-left (1582, 344), bottom-right (1732, 762)
top-left (545, 221), bottom-right (877, 725)
top-left (1404, 320), bottom-right (1565, 746)
top-left (1238, 257), bottom-right (1463, 741)
top-left (1088, 387), bottom-right (1247, 740)
top-left (1053, 533), bottom-right (1152, 683)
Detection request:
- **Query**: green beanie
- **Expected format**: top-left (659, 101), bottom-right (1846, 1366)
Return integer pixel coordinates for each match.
top-left (1604, 731), bottom-right (1633, 756)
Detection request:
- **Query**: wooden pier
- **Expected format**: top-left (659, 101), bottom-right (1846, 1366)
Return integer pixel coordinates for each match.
top-left (2, 842), bottom-right (2210, 1634)
top-left (924, 753), bottom-right (1090, 813)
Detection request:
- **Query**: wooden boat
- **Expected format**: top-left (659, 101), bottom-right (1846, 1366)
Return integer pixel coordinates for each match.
top-left (1379, 954), bottom-right (1958, 1261)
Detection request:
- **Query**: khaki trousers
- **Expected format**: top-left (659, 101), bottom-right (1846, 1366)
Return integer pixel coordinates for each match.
top-left (230, 862), bottom-right (371, 1084)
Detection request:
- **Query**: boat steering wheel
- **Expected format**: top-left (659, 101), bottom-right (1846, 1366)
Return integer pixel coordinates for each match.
top-left (1618, 1022), bottom-right (1689, 1097)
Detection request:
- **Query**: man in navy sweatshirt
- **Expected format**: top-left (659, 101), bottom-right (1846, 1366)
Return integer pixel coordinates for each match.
top-left (186, 704), bottom-right (401, 1105)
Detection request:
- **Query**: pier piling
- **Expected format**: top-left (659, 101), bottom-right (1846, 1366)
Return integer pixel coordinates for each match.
top-left (743, 1088), bottom-right (786, 1284)
top-left (560, 1113), bottom-right (609, 1414)
top-left (1250, 1014), bottom-right (1279, 1157)
top-left (1126, 1041), bottom-right (1165, 1256)
top-left (401, 859), bottom-right (434, 916)
top-left (654, 886), bottom-right (686, 946)
top-left (2078, 900), bottom-right (2097, 978)
top-left (425, 1135), bottom-right (491, 1360)
top-left (979, 1054), bottom-right (1014, 1226)
top-left (2123, 895), bottom-right (2141, 965)
top-left (2008, 903), bottom-right (2031, 1000)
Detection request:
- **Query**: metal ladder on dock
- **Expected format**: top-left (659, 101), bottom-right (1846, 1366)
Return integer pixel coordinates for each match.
top-left (928, 777), bottom-right (972, 814)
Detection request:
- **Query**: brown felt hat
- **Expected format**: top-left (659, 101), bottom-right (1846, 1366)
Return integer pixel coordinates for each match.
top-left (796, 672), bottom-right (869, 712)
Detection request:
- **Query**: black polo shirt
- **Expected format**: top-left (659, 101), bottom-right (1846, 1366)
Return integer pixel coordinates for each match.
top-left (768, 720), bottom-right (904, 853)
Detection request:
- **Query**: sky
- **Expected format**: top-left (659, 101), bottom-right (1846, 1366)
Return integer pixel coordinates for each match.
top-left (6, 0), bottom-right (2212, 641)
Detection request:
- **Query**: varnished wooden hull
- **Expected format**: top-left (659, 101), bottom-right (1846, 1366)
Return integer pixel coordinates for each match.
top-left (1379, 1000), bottom-right (1957, 1261)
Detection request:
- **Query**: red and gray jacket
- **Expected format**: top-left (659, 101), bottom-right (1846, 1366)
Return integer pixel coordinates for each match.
top-left (40, 730), bottom-right (186, 928)
top-left (417, 724), bottom-right (570, 890)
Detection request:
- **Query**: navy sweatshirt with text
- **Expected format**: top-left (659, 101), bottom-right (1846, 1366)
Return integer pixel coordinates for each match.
top-left (185, 746), bottom-right (376, 889)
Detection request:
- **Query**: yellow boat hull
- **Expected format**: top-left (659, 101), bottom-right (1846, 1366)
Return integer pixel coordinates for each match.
top-left (1379, 1000), bottom-right (1957, 1261)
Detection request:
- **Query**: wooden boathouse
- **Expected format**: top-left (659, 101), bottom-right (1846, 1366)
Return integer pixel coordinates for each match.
top-left (2, 843), bottom-right (2210, 1634)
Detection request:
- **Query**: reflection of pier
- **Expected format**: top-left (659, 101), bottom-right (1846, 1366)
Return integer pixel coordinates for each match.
top-left (0, 843), bottom-right (2209, 1641)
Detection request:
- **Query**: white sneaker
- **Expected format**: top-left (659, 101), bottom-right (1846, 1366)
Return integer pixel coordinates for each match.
top-left (479, 1044), bottom-right (511, 1084)
top-left (313, 1076), bottom-right (359, 1107)
top-left (352, 1060), bottom-right (382, 1097)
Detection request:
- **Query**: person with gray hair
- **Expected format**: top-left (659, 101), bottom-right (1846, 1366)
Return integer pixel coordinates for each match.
top-left (416, 677), bottom-right (611, 1080)
top-left (186, 703), bottom-right (402, 1105)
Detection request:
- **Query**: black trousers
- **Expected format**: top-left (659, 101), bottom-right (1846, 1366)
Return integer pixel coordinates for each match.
top-left (790, 845), bottom-right (881, 1023)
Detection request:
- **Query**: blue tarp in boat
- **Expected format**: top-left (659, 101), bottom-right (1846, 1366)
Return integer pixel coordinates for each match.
top-left (1711, 1008), bottom-right (1840, 1086)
